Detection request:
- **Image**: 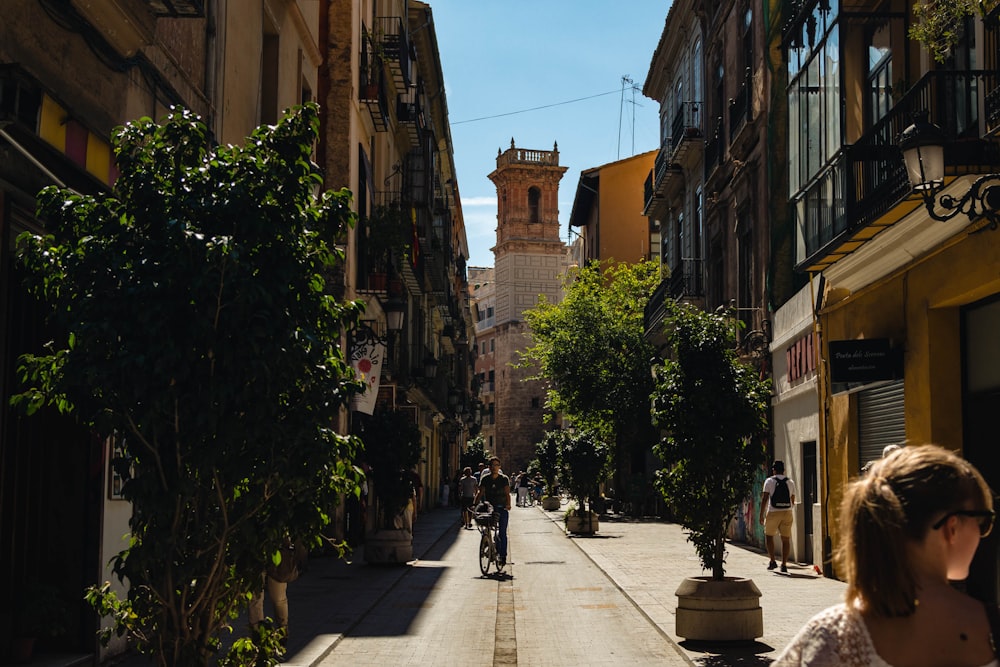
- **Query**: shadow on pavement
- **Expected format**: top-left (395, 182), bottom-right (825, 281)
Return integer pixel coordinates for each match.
top-left (681, 640), bottom-right (777, 666)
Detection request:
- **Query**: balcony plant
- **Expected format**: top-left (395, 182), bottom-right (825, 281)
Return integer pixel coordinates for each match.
top-left (365, 202), bottom-right (411, 275)
top-left (650, 301), bottom-right (770, 640)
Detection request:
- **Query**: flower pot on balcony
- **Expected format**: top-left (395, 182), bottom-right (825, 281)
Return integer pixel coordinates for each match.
top-left (368, 272), bottom-right (387, 292)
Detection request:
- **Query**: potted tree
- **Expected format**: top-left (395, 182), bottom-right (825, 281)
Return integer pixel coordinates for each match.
top-left (357, 408), bottom-right (423, 564)
top-left (535, 429), bottom-right (565, 510)
top-left (559, 429), bottom-right (612, 534)
top-left (651, 301), bottom-right (770, 641)
top-left (11, 581), bottom-right (71, 662)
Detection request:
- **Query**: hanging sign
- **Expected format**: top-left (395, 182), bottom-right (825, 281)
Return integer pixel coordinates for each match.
top-left (350, 332), bottom-right (385, 415)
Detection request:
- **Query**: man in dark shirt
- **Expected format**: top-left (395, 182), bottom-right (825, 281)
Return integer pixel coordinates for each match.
top-left (474, 456), bottom-right (511, 565)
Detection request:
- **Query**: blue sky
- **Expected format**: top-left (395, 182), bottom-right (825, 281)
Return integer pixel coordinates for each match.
top-left (429, 1), bottom-right (672, 268)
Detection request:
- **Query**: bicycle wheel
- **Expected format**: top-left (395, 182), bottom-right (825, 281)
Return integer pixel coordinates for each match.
top-left (479, 531), bottom-right (493, 575)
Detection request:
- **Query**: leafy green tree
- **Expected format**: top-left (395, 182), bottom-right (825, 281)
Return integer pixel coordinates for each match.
top-left (460, 434), bottom-right (490, 473)
top-left (534, 429), bottom-right (566, 497)
top-left (559, 429), bottom-right (612, 519)
top-left (356, 408), bottom-right (423, 529)
top-left (14, 104), bottom-right (363, 665)
top-left (910, 0), bottom-right (997, 63)
top-left (651, 302), bottom-right (770, 581)
top-left (521, 260), bottom-right (659, 494)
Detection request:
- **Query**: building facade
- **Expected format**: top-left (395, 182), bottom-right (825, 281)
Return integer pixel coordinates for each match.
top-left (642, 0), bottom-right (797, 552)
top-left (784, 0), bottom-right (1000, 598)
top-left (0, 0), bottom-right (474, 660)
top-left (469, 266), bottom-right (497, 452)
top-left (568, 151), bottom-right (657, 267)
top-left (486, 142), bottom-right (568, 472)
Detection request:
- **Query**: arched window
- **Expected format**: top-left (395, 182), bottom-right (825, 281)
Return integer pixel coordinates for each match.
top-left (528, 186), bottom-right (541, 223)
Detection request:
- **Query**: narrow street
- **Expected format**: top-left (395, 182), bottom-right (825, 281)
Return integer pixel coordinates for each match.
top-left (319, 504), bottom-right (691, 666)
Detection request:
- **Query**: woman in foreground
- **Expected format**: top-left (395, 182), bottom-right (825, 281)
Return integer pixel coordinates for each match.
top-left (775, 444), bottom-right (999, 667)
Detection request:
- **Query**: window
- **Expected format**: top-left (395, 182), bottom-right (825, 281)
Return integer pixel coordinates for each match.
top-left (490, 338), bottom-right (495, 352)
top-left (737, 211), bottom-right (753, 315)
top-left (531, 397), bottom-right (540, 409)
top-left (528, 186), bottom-right (541, 223)
top-left (867, 22), bottom-right (892, 126)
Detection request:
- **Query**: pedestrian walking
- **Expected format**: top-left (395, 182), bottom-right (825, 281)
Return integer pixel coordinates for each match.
top-left (760, 460), bottom-right (796, 573)
top-left (474, 456), bottom-right (511, 566)
top-left (459, 466), bottom-right (478, 529)
top-left (249, 536), bottom-right (307, 649)
top-left (517, 470), bottom-right (531, 507)
top-left (774, 444), bottom-right (998, 666)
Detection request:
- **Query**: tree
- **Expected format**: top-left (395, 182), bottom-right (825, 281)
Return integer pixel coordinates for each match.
top-left (521, 260), bottom-right (659, 496)
top-left (559, 429), bottom-right (612, 518)
top-left (910, 0), bottom-right (998, 62)
top-left (534, 429), bottom-right (565, 497)
top-left (460, 434), bottom-right (490, 473)
top-left (356, 408), bottom-right (423, 529)
top-left (13, 104), bottom-right (364, 665)
top-left (651, 302), bottom-right (770, 581)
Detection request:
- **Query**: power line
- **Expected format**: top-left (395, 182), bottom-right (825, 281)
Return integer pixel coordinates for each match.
top-left (451, 89), bottom-right (624, 125)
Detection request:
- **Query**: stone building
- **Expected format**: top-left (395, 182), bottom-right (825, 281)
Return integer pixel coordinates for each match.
top-left (0, 0), bottom-right (475, 658)
top-left (486, 141), bottom-right (568, 472)
top-left (469, 266), bottom-right (497, 451)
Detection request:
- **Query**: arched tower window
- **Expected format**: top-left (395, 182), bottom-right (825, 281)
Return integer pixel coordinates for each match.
top-left (528, 186), bottom-right (541, 223)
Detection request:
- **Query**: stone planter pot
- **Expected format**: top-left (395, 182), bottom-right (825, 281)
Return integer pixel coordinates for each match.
top-left (674, 576), bottom-right (763, 641)
top-left (541, 496), bottom-right (561, 511)
top-left (364, 528), bottom-right (413, 564)
top-left (565, 511), bottom-right (599, 534)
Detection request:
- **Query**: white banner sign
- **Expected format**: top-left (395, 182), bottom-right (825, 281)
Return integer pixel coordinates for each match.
top-left (350, 334), bottom-right (385, 415)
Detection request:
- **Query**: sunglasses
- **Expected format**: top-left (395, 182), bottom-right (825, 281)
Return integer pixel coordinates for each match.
top-left (932, 509), bottom-right (996, 538)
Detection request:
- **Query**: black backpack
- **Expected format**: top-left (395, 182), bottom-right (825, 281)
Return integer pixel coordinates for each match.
top-left (771, 477), bottom-right (791, 509)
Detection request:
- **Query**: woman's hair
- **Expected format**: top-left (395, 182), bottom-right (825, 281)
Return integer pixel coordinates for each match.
top-left (838, 444), bottom-right (993, 617)
top-left (463, 466), bottom-right (472, 475)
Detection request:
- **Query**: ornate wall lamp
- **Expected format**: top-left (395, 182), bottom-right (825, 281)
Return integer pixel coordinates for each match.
top-left (898, 111), bottom-right (1000, 229)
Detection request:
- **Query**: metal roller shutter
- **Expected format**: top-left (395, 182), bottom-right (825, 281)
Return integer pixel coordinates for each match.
top-left (858, 379), bottom-right (905, 473)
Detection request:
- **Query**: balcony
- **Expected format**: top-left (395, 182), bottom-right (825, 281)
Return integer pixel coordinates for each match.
top-left (796, 69), bottom-right (1000, 272)
top-left (397, 86), bottom-right (424, 147)
top-left (375, 16), bottom-right (412, 88)
top-left (643, 258), bottom-right (705, 346)
top-left (669, 101), bottom-right (703, 167)
top-left (668, 258), bottom-right (705, 300)
top-left (642, 145), bottom-right (683, 215)
top-left (360, 26), bottom-right (389, 132)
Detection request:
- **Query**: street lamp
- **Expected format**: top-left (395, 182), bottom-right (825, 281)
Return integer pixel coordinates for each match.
top-left (898, 110), bottom-right (1000, 227)
top-left (384, 297), bottom-right (405, 331)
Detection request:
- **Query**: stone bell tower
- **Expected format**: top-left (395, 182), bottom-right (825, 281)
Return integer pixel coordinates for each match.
top-left (486, 140), bottom-right (568, 471)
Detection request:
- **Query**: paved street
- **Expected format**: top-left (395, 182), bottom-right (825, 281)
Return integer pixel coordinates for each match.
top-left (105, 497), bottom-right (847, 667)
top-left (322, 505), bottom-right (689, 666)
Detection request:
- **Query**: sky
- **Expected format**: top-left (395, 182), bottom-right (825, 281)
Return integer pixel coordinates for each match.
top-left (428, 1), bottom-right (672, 269)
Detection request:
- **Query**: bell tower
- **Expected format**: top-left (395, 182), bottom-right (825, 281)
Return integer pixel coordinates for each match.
top-left (486, 140), bottom-right (568, 470)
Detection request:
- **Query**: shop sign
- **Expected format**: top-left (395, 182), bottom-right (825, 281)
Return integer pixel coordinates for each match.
top-left (829, 338), bottom-right (898, 392)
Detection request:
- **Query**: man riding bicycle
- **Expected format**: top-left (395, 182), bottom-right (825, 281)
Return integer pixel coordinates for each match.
top-left (473, 456), bottom-right (511, 566)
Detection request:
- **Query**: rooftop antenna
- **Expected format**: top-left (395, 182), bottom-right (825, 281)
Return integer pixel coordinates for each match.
top-left (618, 75), bottom-right (633, 160)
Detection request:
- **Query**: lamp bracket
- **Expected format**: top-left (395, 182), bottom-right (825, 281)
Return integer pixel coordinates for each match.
top-left (920, 173), bottom-right (1000, 226)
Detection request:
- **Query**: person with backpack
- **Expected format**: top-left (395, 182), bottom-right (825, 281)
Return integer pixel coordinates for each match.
top-left (760, 460), bottom-right (797, 573)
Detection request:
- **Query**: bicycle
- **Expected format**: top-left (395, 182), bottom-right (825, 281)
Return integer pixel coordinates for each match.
top-left (473, 502), bottom-right (504, 575)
